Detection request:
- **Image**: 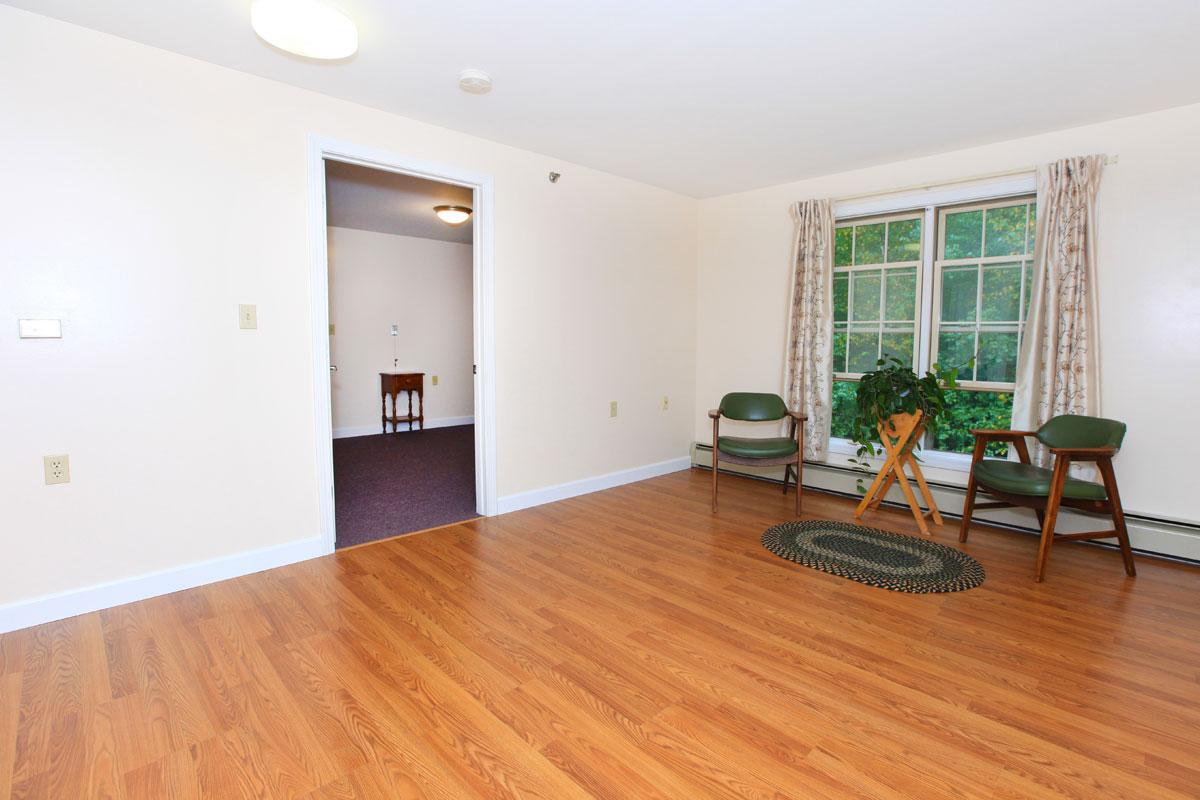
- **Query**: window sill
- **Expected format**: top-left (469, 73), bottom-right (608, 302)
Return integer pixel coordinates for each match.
top-left (822, 437), bottom-right (973, 487)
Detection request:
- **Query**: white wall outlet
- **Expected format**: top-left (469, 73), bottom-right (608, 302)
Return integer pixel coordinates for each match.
top-left (43, 454), bottom-right (70, 485)
top-left (610, 400), bottom-right (618, 418)
top-left (431, 375), bottom-right (439, 386)
top-left (661, 396), bottom-right (670, 411)
top-left (238, 304), bottom-right (257, 330)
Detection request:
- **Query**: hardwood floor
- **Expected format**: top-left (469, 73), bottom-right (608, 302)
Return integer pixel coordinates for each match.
top-left (2, 468), bottom-right (1198, 799)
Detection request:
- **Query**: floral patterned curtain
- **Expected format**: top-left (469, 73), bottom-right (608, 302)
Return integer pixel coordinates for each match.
top-left (784, 199), bottom-right (834, 459)
top-left (1012, 155), bottom-right (1105, 466)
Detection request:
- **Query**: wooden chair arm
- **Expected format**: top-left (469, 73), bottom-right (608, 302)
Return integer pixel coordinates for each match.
top-left (708, 409), bottom-right (721, 420)
top-left (1048, 446), bottom-right (1117, 461)
top-left (786, 410), bottom-right (808, 421)
top-left (970, 429), bottom-right (1036, 442)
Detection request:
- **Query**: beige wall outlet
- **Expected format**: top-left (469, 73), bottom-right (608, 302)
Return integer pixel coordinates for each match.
top-left (238, 304), bottom-right (257, 330)
top-left (328, 323), bottom-right (335, 335)
top-left (610, 400), bottom-right (618, 418)
top-left (431, 375), bottom-right (439, 386)
top-left (43, 454), bottom-right (70, 485)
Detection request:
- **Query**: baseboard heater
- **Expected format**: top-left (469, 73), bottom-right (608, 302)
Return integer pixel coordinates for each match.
top-left (692, 443), bottom-right (1200, 566)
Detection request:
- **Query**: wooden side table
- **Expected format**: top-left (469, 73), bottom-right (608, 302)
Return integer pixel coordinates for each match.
top-left (380, 372), bottom-right (424, 433)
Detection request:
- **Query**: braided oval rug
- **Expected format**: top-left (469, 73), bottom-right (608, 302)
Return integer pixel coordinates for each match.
top-left (762, 519), bottom-right (985, 593)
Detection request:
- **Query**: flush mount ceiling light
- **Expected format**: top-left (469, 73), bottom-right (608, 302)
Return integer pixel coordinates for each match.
top-left (458, 69), bottom-right (493, 95)
top-left (251, 0), bottom-right (358, 60)
top-left (434, 205), bottom-right (473, 225)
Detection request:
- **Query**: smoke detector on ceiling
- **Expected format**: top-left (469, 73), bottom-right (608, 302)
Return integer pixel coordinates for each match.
top-left (458, 69), bottom-right (493, 95)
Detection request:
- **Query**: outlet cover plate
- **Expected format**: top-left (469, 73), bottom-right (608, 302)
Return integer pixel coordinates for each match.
top-left (19, 319), bottom-right (62, 338)
top-left (44, 454), bottom-right (70, 485)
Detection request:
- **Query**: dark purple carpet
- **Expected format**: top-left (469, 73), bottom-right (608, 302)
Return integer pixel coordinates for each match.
top-left (333, 425), bottom-right (477, 548)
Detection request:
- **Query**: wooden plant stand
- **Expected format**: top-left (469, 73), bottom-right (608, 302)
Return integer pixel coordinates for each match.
top-left (854, 410), bottom-right (943, 535)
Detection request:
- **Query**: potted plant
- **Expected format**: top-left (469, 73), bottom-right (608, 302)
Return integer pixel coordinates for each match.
top-left (848, 355), bottom-right (966, 534)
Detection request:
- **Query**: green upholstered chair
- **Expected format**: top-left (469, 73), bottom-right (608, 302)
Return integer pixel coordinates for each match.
top-left (959, 414), bottom-right (1136, 582)
top-left (708, 393), bottom-right (806, 514)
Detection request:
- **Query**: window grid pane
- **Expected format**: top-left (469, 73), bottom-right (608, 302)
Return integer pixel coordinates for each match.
top-left (932, 199), bottom-right (1035, 389)
top-left (832, 213), bottom-right (922, 379)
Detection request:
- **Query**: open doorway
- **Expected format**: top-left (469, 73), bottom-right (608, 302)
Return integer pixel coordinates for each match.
top-left (307, 137), bottom-right (497, 553)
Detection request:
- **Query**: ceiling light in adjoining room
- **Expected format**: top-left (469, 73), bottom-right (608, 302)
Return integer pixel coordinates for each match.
top-left (458, 69), bottom-right (493, 95)
top-left (434, 205), bottom-right (472, 225)
top-left (251, 0), bottom-right (358, 60)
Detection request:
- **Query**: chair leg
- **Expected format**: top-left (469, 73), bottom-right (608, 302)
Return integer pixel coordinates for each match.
top-left (1036, 458), bottom-right (1070, 582)
top-left (795, 423), bottom-right (804, 516)
top-left (1034, 512), bottom-right (1057, 584)
top-left (1098, 457), bottom-right (1136, 577)
top-left (711, 418), bottom-right (720, 513)
top-left (794, 454), bottom-right (802, 516)
top-left (782, 464), bottom-right (791, 496)
top-left (960, 438), bottom-right (988, 543)
top-left (711, 455), bottom-right (719, 512)
top-left (958, 477), bottom-right (978, 543)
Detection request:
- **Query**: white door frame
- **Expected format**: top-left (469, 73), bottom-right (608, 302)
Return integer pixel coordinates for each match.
top-left (306, 134), bottom-right (498, 553)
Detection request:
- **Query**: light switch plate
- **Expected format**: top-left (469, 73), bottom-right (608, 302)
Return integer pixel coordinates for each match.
top-left (238, 304), bottom-right (257, 330)
top-left (610, 400), bottom-right (618, 418)
top-left (19, 319), bottom-right (62, 339)
top-left (329, 323), bottom-right (335, 335)
top-left (431, 375), bottom-right (439, 386)
top-left (44, 454), bottom-right (70, 485)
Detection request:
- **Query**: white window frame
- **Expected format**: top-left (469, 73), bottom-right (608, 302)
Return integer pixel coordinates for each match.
top-left (832, 212), bottom-right (925, 378)
top-left (826, 174), bottom-right (1036, 472)
top-left (930, 198), bottom-right (1036, 391)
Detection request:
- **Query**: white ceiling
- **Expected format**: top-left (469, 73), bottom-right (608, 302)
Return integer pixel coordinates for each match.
top-left (8, 0), bottom-right (1200, 197)
top-left (326, 161), bottom-right (474, 244)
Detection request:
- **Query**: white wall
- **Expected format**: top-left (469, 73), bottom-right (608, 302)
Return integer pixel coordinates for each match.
top-left (0, 7), bottom-right (697, 611)
top-left (4, 4), bottom-right (1197, 620)
top-left (328, 227), bottom-right (473, 435)
top-left (696, 102), bottom-right (1200, 526)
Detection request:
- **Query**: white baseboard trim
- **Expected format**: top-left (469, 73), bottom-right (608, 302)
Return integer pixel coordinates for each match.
top-left (0, 536), bottom-right (327, 635)
top-left (497, 456), bottom-right (692, 515)
top-left (333, 416), bottom-right (474, 439)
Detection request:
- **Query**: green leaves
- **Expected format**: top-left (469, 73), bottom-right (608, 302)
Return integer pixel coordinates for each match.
top-left (846, 355), bottom-right (969, 491)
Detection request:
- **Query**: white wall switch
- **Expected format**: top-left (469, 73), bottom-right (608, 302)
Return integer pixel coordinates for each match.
top-left (19, 319), bottom-right (62, 339)
top-left (431, 375), bottom-right (439, 386)
top-left (238, 304), bottom-right (257, 330)
top-left (661, 396), bottom-right (670, 411)
top-left (610, 400), bottom-right (619, 418)
top-left (43, 454), bottom-right (70, 485)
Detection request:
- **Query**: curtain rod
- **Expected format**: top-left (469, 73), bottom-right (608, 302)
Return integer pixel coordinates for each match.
top-left (833, 154), bottom-right (1118, 204)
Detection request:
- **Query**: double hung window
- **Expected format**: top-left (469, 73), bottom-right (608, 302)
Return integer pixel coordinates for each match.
top-left (830, 197), bottom-right (1037, 455)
